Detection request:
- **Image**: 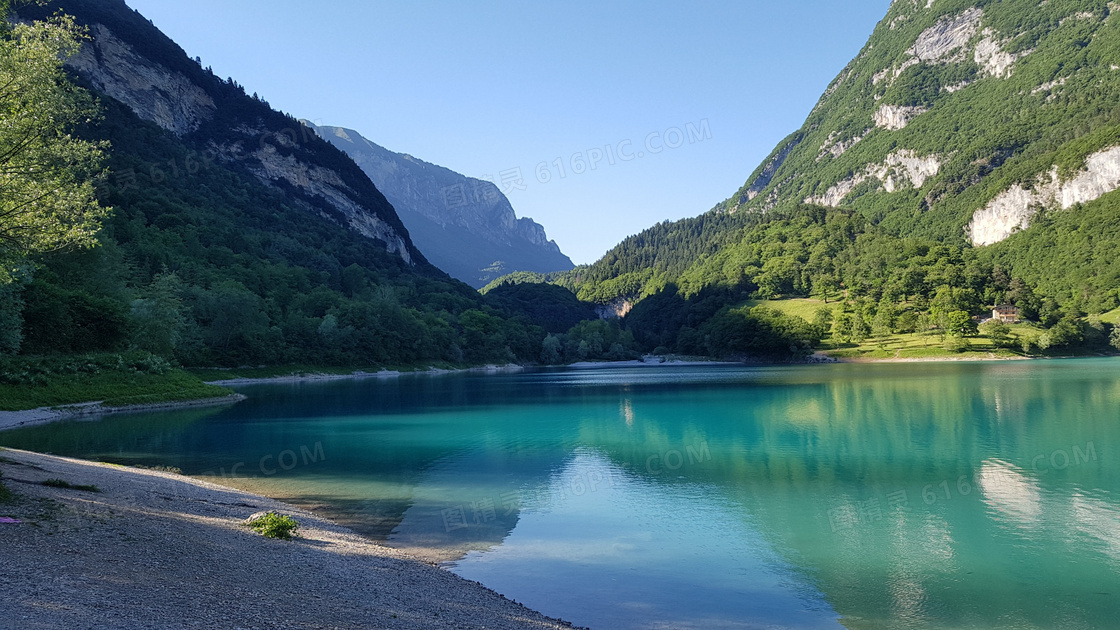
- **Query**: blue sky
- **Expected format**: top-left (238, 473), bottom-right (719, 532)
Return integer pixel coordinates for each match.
top-left (127, 0), bottom-right (891, 265)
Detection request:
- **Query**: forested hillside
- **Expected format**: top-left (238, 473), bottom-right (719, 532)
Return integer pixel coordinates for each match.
top-left (0, 0), bottom-right (558, 379)
top-left (491, 0), bottom-right (1120, 358)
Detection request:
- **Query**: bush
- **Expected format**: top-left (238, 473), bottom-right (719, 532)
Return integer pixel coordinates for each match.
top-left (42, 478), bottom-right (101, 492)
top-left (0, 352), bottom-right (172, 386)
top-left (132, 464), bottom-right (183, 475)
top-left (0, 470), bottom-right (13, 503)
top-left (245, 511), bottom-right (299, 540)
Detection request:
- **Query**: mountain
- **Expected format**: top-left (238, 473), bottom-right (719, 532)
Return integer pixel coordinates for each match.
top-left (505, 0), bottom-right (1120, 356)
top-left (16, 0), bottom-right (424, 267)
top-left (5, 0), bottom-right (551, 367)
top-left (305, 123), bottom-right (574, 288)
top-left (730, 0), bottom-right (1120, 245)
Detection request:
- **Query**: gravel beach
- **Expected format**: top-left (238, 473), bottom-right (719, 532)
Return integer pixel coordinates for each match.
top-left (0, 448), bottom-right (579, 629)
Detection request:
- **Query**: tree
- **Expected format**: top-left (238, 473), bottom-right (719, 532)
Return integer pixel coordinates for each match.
top-left (815, 274), bottom-right (839, 303)
top-left (0, 8), bottom-right (109, 280)
top-left (833, 312), bottom-right (853, 342)
top-left (871, 300), bottom-right (897, 338)
top-left (896, 311), bottom-right (919, 334)
top-left (813, 307), bottom-right (833, 332)
top-left (540, 334), bottom-right (562, 364)
top-left (0, 276), bottom-right (23, 353)
top-left (979, 320), bottom-right (1011, 348)
top-left (1046, 317), bottom-right (1083, 348)
top-left (129, 272), bottom-right (186, 356)
top-left (1110, 326), bottom-right (1120, 352)
top-left (916, 312), bottom-right (932, 336)
top-left (193, 281), bottom-right (269, 352)
top-left (850, 314), bottom-right (869, 344)
top-left (947, 310), bottom-right (978, 337)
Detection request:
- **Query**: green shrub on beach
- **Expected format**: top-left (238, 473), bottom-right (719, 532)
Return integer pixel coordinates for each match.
top-left (42, 478), bottom-right (101, 493)
top-left (0, 470), bottom-right (13, 503)
top-left (245, 512), bottom-right (300, 540)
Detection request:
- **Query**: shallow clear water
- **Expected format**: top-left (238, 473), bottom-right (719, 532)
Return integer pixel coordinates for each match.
top-left (3, 360), bottom-right (1119, 629)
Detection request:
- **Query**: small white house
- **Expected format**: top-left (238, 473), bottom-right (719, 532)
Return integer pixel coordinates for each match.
top-left (991, 304), bottom-right (1020, 324)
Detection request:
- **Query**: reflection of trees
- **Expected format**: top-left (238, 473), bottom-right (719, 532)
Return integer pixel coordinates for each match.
top-left (0, 406), bottom-right (223, 465)
top-left (577, 363), bottom-right (1120, 628)
top-left (4, 363), bottom-right (1118, 627)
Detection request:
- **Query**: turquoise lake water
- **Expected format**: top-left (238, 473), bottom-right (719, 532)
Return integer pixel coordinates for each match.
top-left (2, 360), bottom-right (1119, 629)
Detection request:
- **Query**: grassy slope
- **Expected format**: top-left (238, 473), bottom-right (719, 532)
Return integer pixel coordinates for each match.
top-left (0, 370), bottom-right (230, 411)
top-left (744, 298), bottom-right (1109, 360)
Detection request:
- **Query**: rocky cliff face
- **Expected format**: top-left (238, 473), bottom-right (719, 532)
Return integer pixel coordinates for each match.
top-left (307, 124), bottom-right (574, 288)
top-left (21, 0), bottom-right (423, 267)
top-left (807, 149), bottom-right (942, 207)
top-left (969, 146), bottom-right (1120, 245)
top-left (723, 0), bottom-right (1120, 248)
top-left (67, 23), bottom-right (215, 136)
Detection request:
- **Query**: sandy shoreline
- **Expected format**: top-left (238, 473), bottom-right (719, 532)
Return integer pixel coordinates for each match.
top-left (0, 448), bottom-right (579, 629)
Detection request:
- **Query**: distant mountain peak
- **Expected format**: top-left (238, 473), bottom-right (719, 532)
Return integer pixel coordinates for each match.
top-left (305, 122), bottom-right (574, 288)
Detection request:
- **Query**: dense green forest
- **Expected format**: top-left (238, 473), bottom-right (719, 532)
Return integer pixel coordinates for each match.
top-left (2, 93), bottom-right (579, 368)
top-left (489, 200), bottom-right (1120, 359)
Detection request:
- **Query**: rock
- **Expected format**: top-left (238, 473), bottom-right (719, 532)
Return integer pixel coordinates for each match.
top-left (743, 138), bottom-right (802, 202)
top-left (874, 104), bottom-right (928, 130)
top-left (909, 7), bottom-right (982, 62)
top-left (974, 28), bottom-right (1031, 78)
top-left (248, 142), bottom-right (411, 263)
top-left (67, 24), bottom-right (216, 136)
top-left (969, 146), bottom-right (1120, 245)
top-left (817, 130), bottom-right (869, 161)
top-left (807, 150), bottom-right (941, 207)
top-left (595, 298), bottom-right (633, 319)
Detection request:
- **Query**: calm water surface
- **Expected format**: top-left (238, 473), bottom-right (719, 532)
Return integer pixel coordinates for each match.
top-left (3, 360), bottom-right (1119, 629)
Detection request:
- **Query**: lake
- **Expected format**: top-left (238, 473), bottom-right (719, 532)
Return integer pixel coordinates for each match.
top-left (2, 360), bottom-right (1118, 629)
